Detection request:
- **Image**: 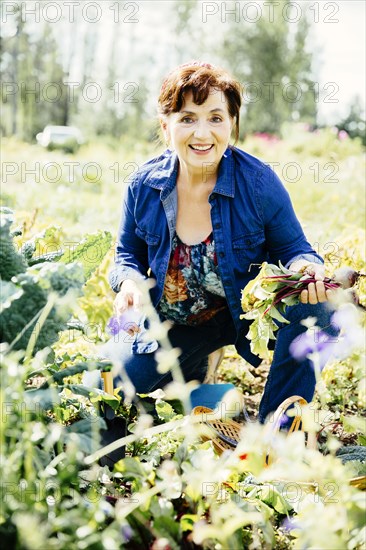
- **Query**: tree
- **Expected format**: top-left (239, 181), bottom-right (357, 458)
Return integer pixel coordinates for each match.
top-left (1, 4), bottom-right (68, 141)
top-left (220, 0), bottom-right (317, 137)
top-left (173, 0), bottom-right (200, 65)
top-left (1, 3), bottom-right (24, 137)
top-left (336, 96), bottom-right (366, 146)
top-left (28, 25), bottom-right (69, 138)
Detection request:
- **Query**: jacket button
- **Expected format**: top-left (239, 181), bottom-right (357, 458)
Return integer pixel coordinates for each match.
top-left (214, 223), bottom-right (221, 229)
top-left (219, 252), bottom-right (225, 258)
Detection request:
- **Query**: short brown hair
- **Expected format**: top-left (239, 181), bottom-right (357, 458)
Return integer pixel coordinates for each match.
top-left (158, 61), bottom-right (243, 143)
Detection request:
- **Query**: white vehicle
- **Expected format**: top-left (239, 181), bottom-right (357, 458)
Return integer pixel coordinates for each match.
top-left (36, 125), bottom-right (84, 152)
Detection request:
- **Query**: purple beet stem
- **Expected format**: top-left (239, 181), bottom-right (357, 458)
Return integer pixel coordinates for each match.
top-left (262, 279), bottom-right (341, 316)
top-left (264, 274), bottom-right (296, 279)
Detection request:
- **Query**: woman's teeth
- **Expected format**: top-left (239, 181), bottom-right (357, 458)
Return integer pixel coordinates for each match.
top-left (190, 145), bottom-right (213, 151)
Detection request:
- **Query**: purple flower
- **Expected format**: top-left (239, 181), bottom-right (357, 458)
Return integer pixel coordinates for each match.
top-left (121, 524), bottom-right (133, 542)
top-left (290, 305), bottom-right (363, 368)
top-left (282, 517), bottom-right (301, 532)
top-left (107, 310), bottom-right (142, 335)
top-left (107, 316), bottom-right (121, 336)
top-left (279, 412), bottom-right (290, 428)
top-left (328, 305), bottom-right (363, 359)
top-left (290, 329), bottom-right (335, 366)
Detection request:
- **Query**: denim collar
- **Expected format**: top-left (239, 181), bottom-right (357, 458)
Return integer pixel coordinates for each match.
top-left (143, 146), bottom-right (235, 199)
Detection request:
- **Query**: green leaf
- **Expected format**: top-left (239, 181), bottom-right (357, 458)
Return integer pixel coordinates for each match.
top-left (114, 456), bottom-right (150, 479)
top-left (21, 225), bottom-right (64, 265)
top-left (65, 384), bottom-right (120, 410)
top-left (150, 496), bottom-right (175, 519)
top-left (155, 399), bottom-right (180, 422)
top-left (246, 316), bottom-right (277, 360)
top-left (50, 362), bottom-right (108, 382)
top-left (24, 387), bottom-right (61, 410)
top-left (126, 513), bottom-right (154, 546)
top-left (261, 281), bottom-right (284, 292)
top-left (28, 250), bottom-right (64, 265)
top-left (0, 280), bottom-right (24, 313)
top-left (0, 206), bottom-right (15, 224)
top-left (173, 443), bottom-right (189, 467)
top-left (241, 261), bottom-right (307, 359)
top-left (66, 416), bottom-right (107, 433)
top-left (180, 514), bottom-right (198, 533)
top-left (152, 516), bottom-right (180, 549)
top-left (64, 417), bottom-right (106, 454)
top-left (340, 414), bottom-right (366, 434)
top-left (259, 484), bottom-right (292, 514)
top-left (281, 295), bottom-right (299, 307)
top-left (59, 230), bottom-right (112, 279)
top-left (347, 461), bottom-right (366, 477)
top-left (278, 260), bottom-right (296, 275)
top-left (267, 305), bottom-right (289, 324)
top-left (358, 434), bottom-right (366, 446)
top-left (336, 445), bottom-right (366, 462)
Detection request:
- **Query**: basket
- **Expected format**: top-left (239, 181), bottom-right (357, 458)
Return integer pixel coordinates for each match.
top-left (192, 395), bottom-right (312, 456)
top-left (192, 405), bottom-right (243, 454)
top-left (263, 395), bottom-right (318, 460)
top-left (192, 395), bottom-right (366, 490)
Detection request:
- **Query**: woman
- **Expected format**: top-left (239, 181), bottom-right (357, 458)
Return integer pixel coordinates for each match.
top-left (108, 61), bottom-right (337, 422)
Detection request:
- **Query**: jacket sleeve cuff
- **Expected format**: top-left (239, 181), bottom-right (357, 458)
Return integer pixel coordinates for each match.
top-left (109, 266), bottom-right (147, 293)
top-left (285, 253), bottom-right (324, 270)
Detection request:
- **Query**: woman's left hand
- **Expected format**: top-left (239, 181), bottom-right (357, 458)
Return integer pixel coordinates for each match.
top-left (289, 261), bottom-right (333, 304)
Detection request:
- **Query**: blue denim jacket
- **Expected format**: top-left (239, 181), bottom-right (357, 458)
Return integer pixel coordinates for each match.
top-left (109, 145), bottom-right (322, 366)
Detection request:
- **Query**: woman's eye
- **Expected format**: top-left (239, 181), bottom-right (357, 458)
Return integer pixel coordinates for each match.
top-left (180, 115), bottom-right (222, 123)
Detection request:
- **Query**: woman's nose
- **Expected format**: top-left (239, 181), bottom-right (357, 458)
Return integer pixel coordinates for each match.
top-left (193, 121), bottom-right (211, 139)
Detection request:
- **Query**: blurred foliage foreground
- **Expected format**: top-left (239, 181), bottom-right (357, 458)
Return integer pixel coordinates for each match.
top-left (1, 128), bottom-right (366, 549)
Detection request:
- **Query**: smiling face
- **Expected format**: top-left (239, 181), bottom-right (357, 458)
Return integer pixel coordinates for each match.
top-left (160, 88), bottom-right (234, 178)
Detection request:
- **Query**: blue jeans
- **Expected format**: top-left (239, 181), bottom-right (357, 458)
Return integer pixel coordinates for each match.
top-left (105, 303), bottom-right (338, 422)
top-left (258, 302), bottom-right (338, 422)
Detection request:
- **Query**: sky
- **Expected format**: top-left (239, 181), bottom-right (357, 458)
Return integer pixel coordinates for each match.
top-left (309, 0), bottom-right (366, 123)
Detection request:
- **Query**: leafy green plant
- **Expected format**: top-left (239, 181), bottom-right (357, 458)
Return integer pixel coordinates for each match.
top-left (0, 209), bottom-right (112, 355)
top-left (1, 129), bottom-right (365, 549)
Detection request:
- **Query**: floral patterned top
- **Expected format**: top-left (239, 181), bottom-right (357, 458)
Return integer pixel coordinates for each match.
top-left (157, 232), bottom-right (228, 325)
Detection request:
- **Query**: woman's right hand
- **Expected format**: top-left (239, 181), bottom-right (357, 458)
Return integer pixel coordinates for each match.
top-left (114, 279), bottom-right (143, 335)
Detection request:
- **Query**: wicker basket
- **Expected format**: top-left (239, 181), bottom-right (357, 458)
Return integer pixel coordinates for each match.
top-left (263, 395), bottom-right (318, 460)
top-left (192, 405), bottom-right (243, 454)
top-left (192, 395), bottom-right (366, 490)
top-left (192, 395), bottom-right (311, 455)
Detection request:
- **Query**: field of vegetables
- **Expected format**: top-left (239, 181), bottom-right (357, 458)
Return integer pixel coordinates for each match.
top-left (1, 125), bottom-right (366, 549)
